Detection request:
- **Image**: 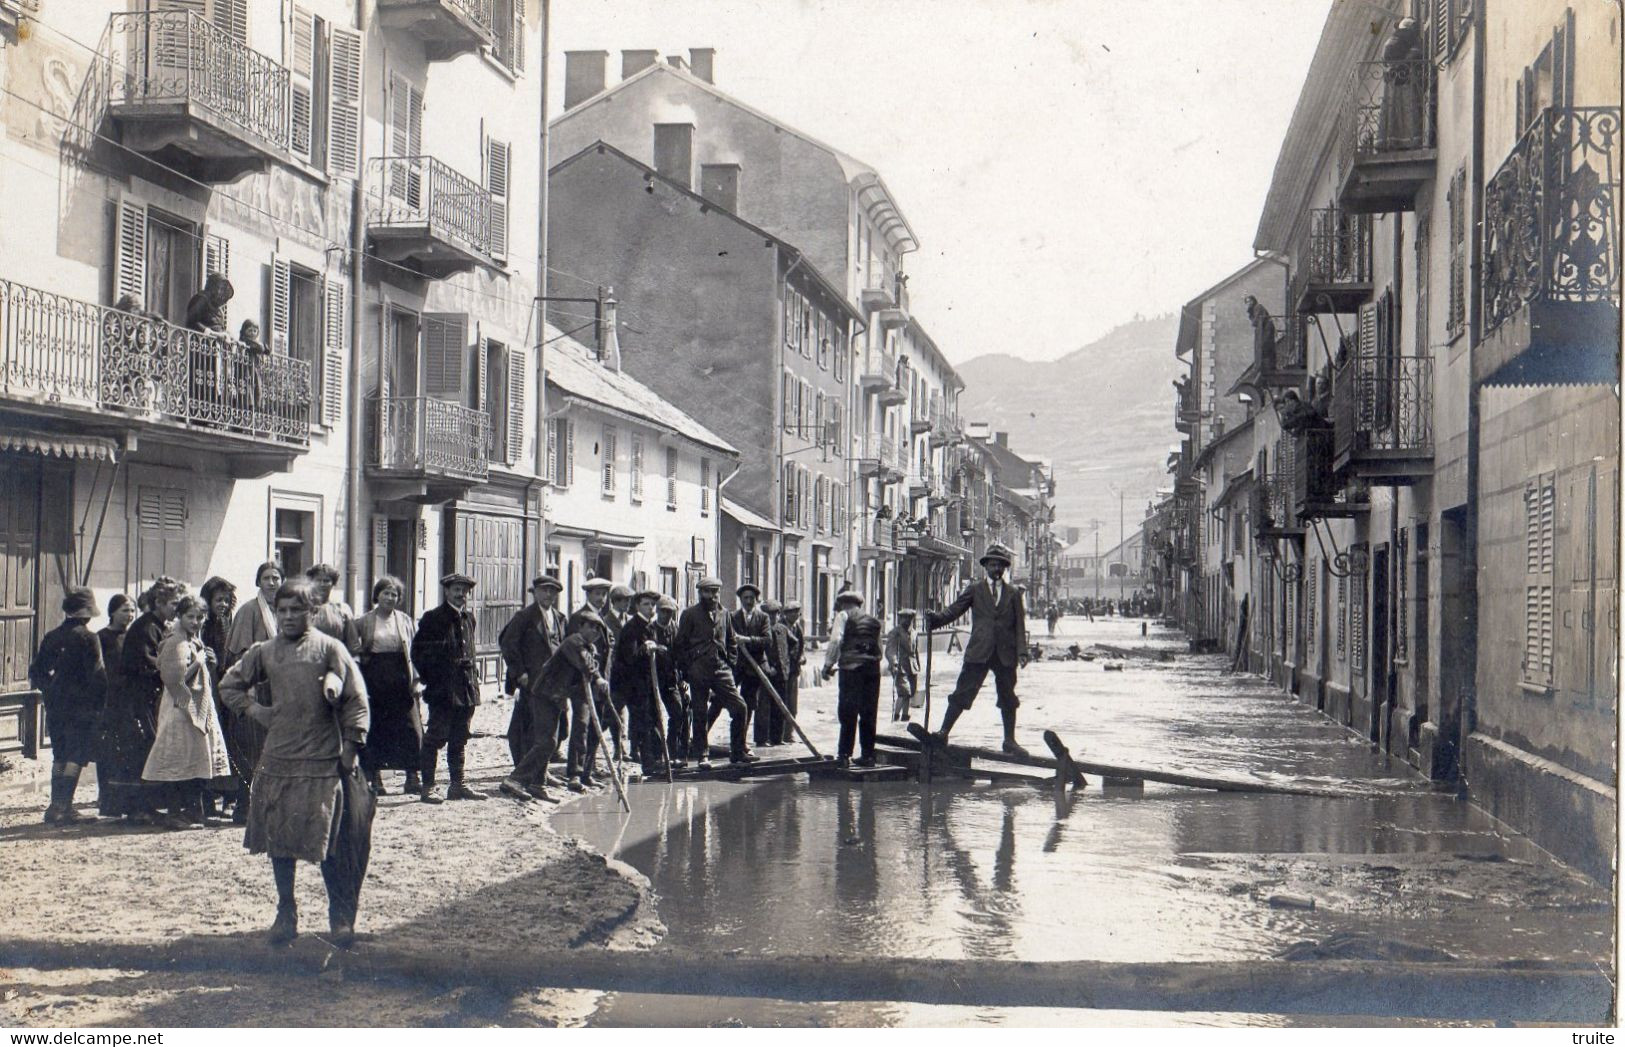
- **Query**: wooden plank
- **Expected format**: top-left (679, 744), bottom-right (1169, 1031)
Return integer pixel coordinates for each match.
top-left (1042, 730), bottom-right (1089, 790)
top-left (896, 726), bottom-right (1071, 774)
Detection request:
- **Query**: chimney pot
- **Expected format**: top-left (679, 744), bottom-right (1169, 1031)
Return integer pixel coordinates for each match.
top-left (563, 50), bottom-right (608, 109)
top-left (688, 48), bottom-right (715, 83)
top-left (621, 49), bottom-right (659, 79)
top-left (995, 432), bottom-right (1009, 447)
top-left (600, 295), bottom-right (622, 372)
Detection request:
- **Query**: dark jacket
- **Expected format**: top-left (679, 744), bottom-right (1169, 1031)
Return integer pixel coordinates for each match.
top-left (674, 603), bottom-right (736, 674)
top-left (121, 612), bottom-right (167, 698)
top-left (785, 622), bottom-right (805, 676)
top-left (615, 613), bottom-right (666, 701)
top-left (531, 607), bottom-right (609, 709)
top-left (30, 618), bottom-right (107, 722)
top-left (884, 625), bottom-right (920, 675)
top-left (927, 578), bottom-right (1027, 667)
top-left (730, 607), bottom-right (771, 660)
top-left (498, 602), bottom-right (563, 697)
top-left (832, 611), bottom-right (883, 671)
top-left (651, 616), bottom-right (679, 689)
top-left (412, 603), bottom-right (480, 707)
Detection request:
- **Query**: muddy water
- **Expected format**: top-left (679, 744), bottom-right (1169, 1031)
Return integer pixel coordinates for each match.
top-left (557, 618), bottom-right (1612, 1025)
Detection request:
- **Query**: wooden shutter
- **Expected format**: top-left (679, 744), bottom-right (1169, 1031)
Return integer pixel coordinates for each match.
top-left (630, 435), bottom-right (644, 501)
top-left (268, 256), bottom-right (291, 354)
top-left (564, 419), bottom-right (575, 487)
top-left (545, 418), bottom-right (558, 483)
top-left (511, 0), bottom-right (525, 71)
top-left (202, 230), bottom-right (229, 280)
top-left (422, 313), bottom-right (468, 402)
top-left (701, 457), bottom-right (710, 513)
top-left (370, 515), bottom-right (389, 596)
top-left (135, 486), bottom-right (188, 585)
top-left (485, 136), bottom-right (510, 263)
top-left (505, 347), bottom-right (524, 465)
top-left (666, 447), bottom-right (678, 507)
top-left (210, 0), bottom-right (248, 43)
top-left (389, 74), bottom-right (424, 204)
top-left (322, 275), bottom-right (346, 426)
top-left (1524, 474), bottom-right (1556, 688)
top-left (327, 25), bottom-right (363, 179)
top-left (288, 7), bottom-right (316, 161)
top-left (601, 425), bottom-right (616, 495)
top-left (471, 325), bottom-right (487, 412)
top-left (114, 196), bottom-right (147, 305)
top-left (782, 372), bottom-right (794, 433)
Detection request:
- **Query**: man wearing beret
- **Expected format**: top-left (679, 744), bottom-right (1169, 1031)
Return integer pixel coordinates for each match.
top-left (412, 572), bottom-right (485, 802)
top-left (673, 577), bottom-right (751, 767)
top-left (728, 582), bottom-right (771, 743)
top-left (500, 574), bottom-right (566, 773)
top-left (923, 542), bottom-right (1031, 757)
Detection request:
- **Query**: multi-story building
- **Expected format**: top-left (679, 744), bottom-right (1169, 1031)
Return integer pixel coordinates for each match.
top-left (539, 319), bottom-right (737, 613)
top-left (1168, 0), bottom-right (1619, 880)
top-left (0, 0), bottom-right (546, 745)
top-left (962, 426), bottom-right (1055, 601)
top-left (545, 140), bottom-right (861, 632)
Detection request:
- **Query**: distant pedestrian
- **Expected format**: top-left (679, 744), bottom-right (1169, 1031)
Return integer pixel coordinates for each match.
top-left (731, 583), bottom-right (772, 746)
top-left (29, 587), bottom-right (107, 825)
top-left (353, 576), bottom-right (423, 795)
top-left (823, 591), bottom-right (883, 767)
top-left (412, 573), bottom-right (485, 803)
top-left (756, 598), bottom-right (790, 746)
top-left (884, 609), bottom-right (920, 723)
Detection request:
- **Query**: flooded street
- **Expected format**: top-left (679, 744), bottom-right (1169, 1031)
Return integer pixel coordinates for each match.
top-left (559, 617), bottom-right (1613, 1025)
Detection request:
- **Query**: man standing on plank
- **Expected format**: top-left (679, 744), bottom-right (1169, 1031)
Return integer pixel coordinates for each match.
top-left (922, 542), bottom-right (1031, 757)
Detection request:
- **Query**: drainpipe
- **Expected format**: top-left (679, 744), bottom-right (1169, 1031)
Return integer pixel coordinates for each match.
top-left (344, 0), bottom-right (369, 612)
top-left (529, 0), bottom-right (552, 579)
top-left (1460, 0), bottom-right (1486, 748)
top-left (717, 456), bottom-right (744, 583)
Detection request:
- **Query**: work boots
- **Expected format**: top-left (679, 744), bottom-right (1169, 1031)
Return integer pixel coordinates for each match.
top-left (267, 902), bottom-right (297, 945)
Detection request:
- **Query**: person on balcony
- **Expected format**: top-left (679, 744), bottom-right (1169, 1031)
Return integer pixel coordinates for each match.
top-left (413, 572), bottom-right (485, 803)
top-left (1243, 295), bottom-right (1278, 370)
top-left (1276, 389), bottom-right (1329, 434)
top-left (239, 319), bottom-right (268, 424)
top-left (922, 542), bottom-right (1031, 758)
top-left (1377, 17), bottom-right (1427, 151)
top-left (184, 274), bottom-right (234, 412)
top-left (29, 587), bottom-right (107, 825)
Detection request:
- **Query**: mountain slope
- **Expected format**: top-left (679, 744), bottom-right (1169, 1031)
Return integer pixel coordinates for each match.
top-left (956, 312), bottom-right (1181, 546)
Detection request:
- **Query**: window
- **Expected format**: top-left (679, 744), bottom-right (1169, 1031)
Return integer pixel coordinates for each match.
top-left (139, 208), bottom-right (200, 326)
top-left (782, 371), bottom-right (796, 434)
top-left (1350, 552), bottom-right (1368, 673)
top-left (630, 434), bottom-right (644, 503)
top-left (134, 485), bottom-right (189, 583)
top-left (491, 0), bottom-right (525, 73)
top-left (1446, 166), bottom-right (1467, 337)
top-left (272, 505), bottom-right (316, 580)
top-left (547, 417), bottom-right (574, 487)
top-left (665, 446), bottom-right (678, 510)
top-left (700, 457), bottom-right (711, 516)
top-left (813, 391), bottom-right (825, 446)
top-left (832, 482), bottom-right (844, 536)
top-left (814, 476), bottom-right (826, 534)
top-left (660, 566), bottom-right (679, 598)
top-left (600, 425), bottom-right (617, 496)
top-left (1426, 0), bottom-right (1473, 62)
top-left (1523, 473), bottom-right (1556, 689)
top-left (828, 401), bottom-right (843, 453)
top-left (1336, 573), bottom-right (1348, 660)
top-left (269, 257), bottom-right (346, 426)
top-left (485, 136), bottom-right (511, 263)
top-left (484, 338), bottom-right (509, 462)
top-left (387, 74), bottom-right (424, 205)
top-left (834, 331), bottom-right (847, 383)
top-left (287, 7), bottom-right (328, 168)
top-left (783, 461), bottom-right (796, 522)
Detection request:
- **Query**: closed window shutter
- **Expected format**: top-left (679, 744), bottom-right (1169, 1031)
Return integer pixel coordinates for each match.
top-left (630, 435), bottom-right (644, 501)
top-left (601, 426), bottom-right (616, 495)
top-left (327, 26), bottom-right (363, 179)
top-left (268, 256), bottom-right (291, 354)
top-left (784, 462), bottom-right (794, 521)
top-left (782, 372), bottom-right (794, 433)
top-left (1350, 559), bottom-right (1367, 672)
top-left (289, 8), bottom-right (315, 160)
top-left (471, 326), bottom-right (487, 412)
top-left (545, 418), bottom-right (558, 483)
top-left (389, 75), bottom-right (424, 205)
top-left (322, 275), bottom-right (346, 426)
top-left (136, 485), bottom-right (188, 583)
top-left (1524, 475), bottom-right (1556, 687)
top-left (565, 419), bottom-right (574, 487)
top-left (210, 0), bottom-right (249, 43)
top-left (1336, 573), bottom-right (1347, 659)
top-left (665, 447), bottom-right (678, 508)
top-left (370, 515), bottom-right (389, 596)
top-left (700, 457), bottom-right (710, 514)
top-left (505, 347), bottom-right (524, 465)
top-left (485, 136), bottom-right (510, 263)
top-left (203, 230), bottom-right (229, 281)
top-left (114, 196), bottom-right (147, 305)
top-left (511, 0), bottom-right (525, 71)
top-left (422, 313), bottom-right (469, 402)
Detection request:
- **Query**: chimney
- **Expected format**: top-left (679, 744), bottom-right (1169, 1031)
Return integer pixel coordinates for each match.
top-left (995, 431), bottom-right (1009, 447)
top-left (699, 163), bottom-right (741, 212)
top-left (621, 49), bottom-right (659, 79)
top-left (653, 123), bottom-right (694, 189)
top-left (688, 48), bottom-right (715, 83)
top-left (564, 50), bottom-right (609, 109)
top-left (599, 293), bottom-right (622, 372)
top-left (665, 54), bottom-right (687, 71)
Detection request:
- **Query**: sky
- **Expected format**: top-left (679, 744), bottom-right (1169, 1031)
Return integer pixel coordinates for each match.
top-left (549, 0), bottom-right (1332, 365)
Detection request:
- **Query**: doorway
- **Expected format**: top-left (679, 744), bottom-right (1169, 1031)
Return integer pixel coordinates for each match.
top-left (1370, 544), bottom-right (1391, 745)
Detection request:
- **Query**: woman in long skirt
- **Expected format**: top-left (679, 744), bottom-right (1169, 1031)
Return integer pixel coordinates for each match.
top-left (306, 563), bottom-right (356, 647)
top-left (199, 576), bottom-right (238, 818)
top-left (353, 575), bottom-right (423, 794)
top-left (142, 595), bottom-right (232, 829)
top-left (102, 578), bottom-right (182, 823)
top-left (95, 593), bottom-right (136, 817)
top-left (224, 561), bottom-right (280, 822)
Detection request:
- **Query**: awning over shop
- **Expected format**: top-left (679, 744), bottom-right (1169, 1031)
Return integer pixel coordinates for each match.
top-left (0, 428), bottom-right (118, 462)
top-left (548, 524), bottom-right (644, 550)
top-left (722, 497), bottom-right (779, 533)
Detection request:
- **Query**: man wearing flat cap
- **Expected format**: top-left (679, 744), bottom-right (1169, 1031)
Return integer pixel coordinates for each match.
top-left (728, 582), bottom-right (771, 742)
top-left (652, 595), bottom-right (686, 763)
top-left (673, 576), bottom-right (751, 767)
top-left (776, 601), bottom-right (806, 746)
top-left (603, 583), bottom-right (636, 762)
top-left (29, 587), bottom-right (107, 824)
top-left (923, 541), bottom-right (1030, 757)
top-left (412, 572), bottom-right (485, 802)
top-left (500, 574), bottom-right (566, 771)
top-left (821, 591), bottom-right (883, 767)
top-left (615, 590), bottom-right (670, 775)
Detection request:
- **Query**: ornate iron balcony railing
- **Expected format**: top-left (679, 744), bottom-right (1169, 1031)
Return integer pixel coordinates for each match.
top-left (1346, 58), bottom-right (1436, 160)
top-left (107, 10), bottom-right (291, 152)
top-left (367, 155), bottom-right (496, 259)
top-left (0, 277), bottom-right (311, 444)
top-left (368, 395), bottom-right (490, 482)
top-left (1484, 106), bottom-right (1622, 333)
top-left (1333, 353), bottom-right (1434, 458)
top-left (1300, 206), bottom-right (1373, 291)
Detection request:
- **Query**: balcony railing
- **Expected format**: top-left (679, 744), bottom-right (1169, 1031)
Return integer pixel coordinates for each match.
top-left (368, 395), bottom-right (490, 482)
top-left (1338, 58), bottom-right (1437, 213)
top-left (1291, 426), bottom-right (1367, 520)
top-left (859, 343), bottom-right (897, 390)
top-left (107, 10), bottom-right (291, 162)
top-left (1295, 207), bottom-right (1373, 313)
top-left (1484, 107), bottom-right (1621, 335)
top-left (1332, 354), bottom-right (1434, 479)
top-left (377, 0), bottom-right (496, 60)
top-left (1253, 471), bottom-right (1299, 537)
top-left (367, 155), bottom-right (496, 273)
top-left (1, 277), bottom-right (311, 446)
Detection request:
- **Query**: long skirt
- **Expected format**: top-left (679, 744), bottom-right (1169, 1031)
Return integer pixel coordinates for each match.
top-left (246, 765), bottom-right (344, 864)
top-left (359, 651), bottom-right (423, 773)
top-left (96, 680), bottom-right (158, 816)
top-left (143, 690), bottom-right (232, 784)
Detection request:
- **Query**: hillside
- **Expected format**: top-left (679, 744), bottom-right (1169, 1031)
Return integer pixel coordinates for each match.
top-left (956, 312), bottom-right (1182, 548)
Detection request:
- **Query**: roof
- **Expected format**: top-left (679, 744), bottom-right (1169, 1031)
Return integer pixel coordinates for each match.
top-left (1253, 0), bottom-right (1398, 252)
top-left (721, 497), bottom-right (778, 533)
top-left (552, 141), bottom-right (864, 326)
top-left (902, 316), bottom-right (964, 391)
top-left (552, 62), bottom-right (919, 254)
top-left (1192, 415), bottom-right (1256, 471)
top-left (545, 324), bottom-right (739, 456)
top-left (968, 433), bottom-right (1044, 486)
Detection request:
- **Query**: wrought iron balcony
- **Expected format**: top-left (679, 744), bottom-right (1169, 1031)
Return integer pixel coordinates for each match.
top-left (1291, 426), bottom-right (1368, 521)
top-left (367, 395), bottom-right (490, 498)
top-left (928, 409), bottom-right (960, 446)
top-left (1294, 207), bottom-right (1373, 314)
top-left (376, 0), bottom-right (495, 60)
top-left (1332, 354), bottom-right (1433, 482)
top-left (0, 278), bottom-right (312, 467)
top-left (909, 466), bottom-right (936, 498)
top-left (367, 156), bottom-right (498, 279)
top-left (1480, 107), bottom-right (1621, 385)
top-left (857, 516), bottom-right (902, 559)
top-left (104, 10), bottom-right (292, 183)
top-left (858, 344), bottom-right (896, 392)
top-left (859, 272), bottom-right (896, 312)
top-left (1338, 58), bottom-right (1437, 214)
top-left (1252, 471), bottom-right (1300, 539)
top-left (1263, 312), bottom-right (1310, 385)
top-left (909, 411), bottom-right (933, 435)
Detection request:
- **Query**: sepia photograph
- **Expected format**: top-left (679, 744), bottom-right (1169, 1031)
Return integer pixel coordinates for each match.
top-left (0, 0), bottom-right (1619, 1032)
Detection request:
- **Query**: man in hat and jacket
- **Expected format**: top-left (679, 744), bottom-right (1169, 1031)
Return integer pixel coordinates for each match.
top-left (729, 583), bottom-right (771, 741)
top-left (502, 584), bottom-right (611, 801)
top-left (29, 586), bottom-right (107, 824)
top-left (673, 577), bottom-right (751, 767)
top-left (652, 595), bottom-right (686, 764)
top-left (615, 590), bottom-right (670, 775)
top-left (923, 542), bottom-right (1031, 757)
top-left (885, 609), bottom-right (921, 723)
top-left (500, 574), bottom-right (566, 771)
top-left (777, 601), bottom-right (806, 746)
top-left (412, 572), bottom-right (486, 802)
top-left (603, 583), bottom-right (634, 760)
top-left (822, 591), bottom-right (884, 767)
top-left (565, 578), bottom-right (620, 788)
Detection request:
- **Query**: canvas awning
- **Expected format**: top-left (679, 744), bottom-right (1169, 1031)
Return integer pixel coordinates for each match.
top-left (0, 428), bottom-right (118, 462)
